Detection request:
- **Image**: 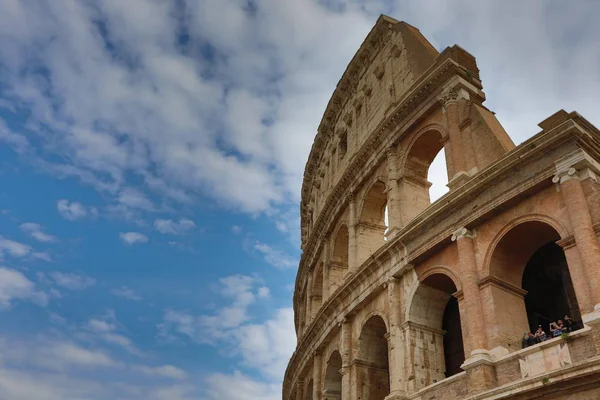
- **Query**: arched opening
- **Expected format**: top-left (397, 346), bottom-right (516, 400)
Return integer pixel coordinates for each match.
top-left (330, 225), bottom-right (349, 294)
top-left (488, 220), bottom-right (581, 349)
top-left (306, 379), bottom-right (314, 400)
top-left (356, 315), bottom-right (390, 400)
top-left (407, 273), bottom-right (464, 390)
top-left (311, 263), bottom-right (324, 319)
top-left (357, 180), bottom-right (387, 265)
top-left (324, 351), bottom-right (343, 400)
top-left (428, 148), bottom-right (449, 202)
top-left (522, 242), bottom-right (581, 334)
top-left (401, 130), bottom-right (448, 222)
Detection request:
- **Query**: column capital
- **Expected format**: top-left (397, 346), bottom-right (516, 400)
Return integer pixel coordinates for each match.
top-left (553, 149), bottom-right (600, 184)
top-left (552, 167), bottom-right (580, 184)
top-left (439, 86), bottom-right (470, 108)
top-left (451, 227), bottom-right (474, 241)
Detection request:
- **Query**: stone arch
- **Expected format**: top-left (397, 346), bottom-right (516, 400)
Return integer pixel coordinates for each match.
top-left (358, 310), bottom-right (390, 335)
top-left (330, 224), bottom-right (350, 294)
top-left (400, 125), bottom-right (449, 222)
top-left (355, 315), bottom-right (390, 400)
top-left (324, 350), bottom-right (343, 400)
top-left (406, 272), bottom-right (464, 390)
top-left (484, 216), bottom-right (581, 348)
top-left (483, 213), bottom-right (569, 279)
top-left (356, 178), bottom-right (388, 265)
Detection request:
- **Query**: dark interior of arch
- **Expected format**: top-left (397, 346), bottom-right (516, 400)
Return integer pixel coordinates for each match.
top-left (522, 242), bottom-right (582, 334)
top-left (324, 351), bottom-right (343, 399)
top-left (360, 180), bottom-right (387, 226)
top-left (333, 226), bottom-right (349, 265)
top-left (442, 296), bottom-right (464, 377)
top-left (422, 274), bottom-right (464, 378)
top-left (358, 316), bottom-right (390, 400)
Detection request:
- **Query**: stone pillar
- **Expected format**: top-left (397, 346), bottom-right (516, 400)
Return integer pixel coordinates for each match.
top-left (558, 240), bottom-right (594, 315)
top-left (323, 240), bottom-right (330, 301)
top-left (313, 352), bottom-right (323, 400)
top-left (451, 227), bottom-right (487, 353)
top-left (385, 149), bottom-right (402, 235)
top-left (296, 380), bottom-right (304, 400)
top-left (348, 194), bottom-right (358, 271)
top-left (553, 167), bottom-right (600, 316)
top-left (306, 274), bottom-right (313, 325)
top-left (385, 278), bottom-right (405, 398)
top-left (340, 319), bottom-right (352, 400)
top-left (440, 87), bottom-right (470, 189)
top-left (452, 227), bottom-right (496, 394)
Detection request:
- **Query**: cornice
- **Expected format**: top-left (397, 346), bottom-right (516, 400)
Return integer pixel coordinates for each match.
top-left (284, 115), bottom-right (600, 400)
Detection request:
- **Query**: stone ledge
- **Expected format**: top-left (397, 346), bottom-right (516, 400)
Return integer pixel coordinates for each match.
top-left (407, 371), bottom-right (466, 399)
top-left (493, 326), bottom-right (592, 364)
top-left (464, 355), bottom-right (600, 400)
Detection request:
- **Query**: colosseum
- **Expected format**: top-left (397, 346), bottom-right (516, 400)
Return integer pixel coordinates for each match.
top-left (283, 15), bottom-right (600, 400)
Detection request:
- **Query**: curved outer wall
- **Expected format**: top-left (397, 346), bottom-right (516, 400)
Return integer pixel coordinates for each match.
top-left (286, 14), bottom-right (600, 400)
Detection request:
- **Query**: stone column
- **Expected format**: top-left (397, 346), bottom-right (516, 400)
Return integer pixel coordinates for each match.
top-left (385, 278), bottom-right (405, 398)
top-left (451, 227), bottom-right (487, 353)
top-left (340, 319), bottom-right (352, 400)
top-left (440, 87), bottom-right (470, 189)
top-left (452, 228), bottom-right (496, 393)
top-left (385, 149), bottom-right (402, 235)
top-left (323, 239), bottom-right (330, 301)
top-left (348, 194), bottom-right (358, 271)
top-left (306, 274), bottom-right (313, 325)
top-left (296, 380), bottom-right (304, 400)
top-left (313, 352), bottom-right (323, 400)
top-left (553, 167), bottom-right (600, 317)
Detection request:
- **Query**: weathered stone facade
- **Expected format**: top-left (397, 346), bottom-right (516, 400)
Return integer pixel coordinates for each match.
top-left (284, 15), bottom-right (600, 400)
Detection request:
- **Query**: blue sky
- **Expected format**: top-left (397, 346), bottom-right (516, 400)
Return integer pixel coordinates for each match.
top-left (0, 1), bottom-right (599, 399)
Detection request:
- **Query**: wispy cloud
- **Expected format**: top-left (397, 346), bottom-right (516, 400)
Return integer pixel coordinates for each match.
top-left (0, 236), bottom-right (32, 258)
top-left (111, 286), bottom-right (142, 301)
top-left (20, 223), bottom-right (58, 243)
top-left (154, 218), bottom-right (196, 235)
top-left (49, 272), bottom-right (96, 291)
top-left (119, 232), bottom-right (148, 246)
top-left (57, 199), bottom-right (92, 221)
top-left (0, 267), bottom-right (48, 309)
top-left (253, 241), bottom-right (297, 269)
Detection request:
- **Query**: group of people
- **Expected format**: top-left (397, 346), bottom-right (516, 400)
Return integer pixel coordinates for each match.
top-left (522, 315), bottom-right (575, 348)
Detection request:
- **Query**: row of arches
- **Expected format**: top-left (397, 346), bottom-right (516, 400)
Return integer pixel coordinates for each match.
top-left (298, 218), bottom-right (584, 397)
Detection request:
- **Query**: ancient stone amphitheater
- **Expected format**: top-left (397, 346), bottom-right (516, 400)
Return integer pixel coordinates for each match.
top-left (283, 15), bottom-right (600, 400)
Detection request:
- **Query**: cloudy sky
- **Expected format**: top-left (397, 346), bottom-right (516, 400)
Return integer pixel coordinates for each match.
top-left (0, 1), bottom-right (598, 399)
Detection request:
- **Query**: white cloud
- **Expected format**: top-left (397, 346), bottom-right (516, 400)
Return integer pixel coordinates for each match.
top-left (49, 272), bottom-right (96, 290)
top-left (0, 332), bottom-right (196, 400)
top-left (233, 308), bottom-right (295, 380)
top-left (253, 241), bottom-right (297, 269)
top-left (159, 275), bottom-right (272, 343)
top-left (56, 199), bottom-right (90, 221)
top-left (158, 275), bottom-right (295, 394)
top-left (154, 218), bottom-right (196, 235)
top-left (134, 364), bottom-right (188, 380)
top-left (0, 267), bottom-right (48, 309)
top-left (111, 286), bottom-right (142, 301)
top-left (119, 232), bottom-right (148, 245)
top-left (0, 236), bottom-right (32, 258)
top-left (258, 287), bottom-right (270, 298)
top-left (203, 371), bottom-right (282, 400)
top-left (85, 314), bottom-right (142, 356)
top-left (231, 225), bottom-right (243, 235)
top-left (20, 222), bottom-right (58, 243)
